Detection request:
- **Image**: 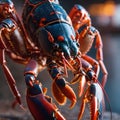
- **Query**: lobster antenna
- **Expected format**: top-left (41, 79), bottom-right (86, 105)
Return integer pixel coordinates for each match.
top-left (61, 53), bottom-right (75, 72)
top-left (62, 56), bottom-right (68, 77)
top-left (97, 80), bottom-right (113, 120)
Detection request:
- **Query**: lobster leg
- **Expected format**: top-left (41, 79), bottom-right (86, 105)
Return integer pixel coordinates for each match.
top-left (24, 59), bottom-right (65, 120)
top-left (71, 72), bottom-right (86, 98)
top-left (72, 57), bottom-right (96, 97)
top-left (82, 55), bottom-right (100, 79)
top-left (71, 57), bottom-right (104, 119)
top-left (47, 59), bottom-right (77, 109)
top-left (95, 30), bottom-right (108, 88)
top-left (0, 48), bottom-right (22, 106)
top-left (78, 83), bottom-right (104, 120)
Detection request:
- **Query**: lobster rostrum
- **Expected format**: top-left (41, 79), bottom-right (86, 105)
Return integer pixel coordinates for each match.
top-left (0, 0), bottom-right (107, 119)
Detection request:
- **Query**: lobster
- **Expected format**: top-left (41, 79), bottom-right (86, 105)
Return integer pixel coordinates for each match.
top-left (68, 4), bottom-right (108, 119)
top-left (0, 0), bottom-right (65, 119)
top-left (0, 0), bottom-right (106, 120)
top-left (69, 4), bottom-right (108, 88)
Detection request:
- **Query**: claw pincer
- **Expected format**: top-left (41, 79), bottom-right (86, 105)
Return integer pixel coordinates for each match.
top-left (78, 83), bottom-right (104, 120)
top-left (47, 59), bottom-right (77, 109)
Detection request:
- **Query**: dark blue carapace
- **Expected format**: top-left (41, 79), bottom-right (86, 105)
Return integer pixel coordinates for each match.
top-left (22, 0), bottom-right (79, 60)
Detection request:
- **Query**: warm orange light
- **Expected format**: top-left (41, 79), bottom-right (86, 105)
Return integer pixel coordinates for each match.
top-left (89, 0), bottom-right (116, 16)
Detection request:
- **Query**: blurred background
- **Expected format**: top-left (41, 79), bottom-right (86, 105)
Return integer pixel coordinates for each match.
top-left (0, 0), bottom-right (120, 119)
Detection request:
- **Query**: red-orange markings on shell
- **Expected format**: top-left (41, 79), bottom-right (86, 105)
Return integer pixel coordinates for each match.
top-left (57, 36), bottom-right (64, 41)
top-left (39, 17), bottom-right (46, 27)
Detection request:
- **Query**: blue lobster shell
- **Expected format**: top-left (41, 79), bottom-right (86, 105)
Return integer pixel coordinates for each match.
top-left (22, 0), bottom-right (79, 60)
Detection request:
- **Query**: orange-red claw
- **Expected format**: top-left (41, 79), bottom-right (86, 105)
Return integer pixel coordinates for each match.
top-left (60, 84), bottom-right (77, 109)
top-left (52, 81), bottom-right (67, 105)
top-left (52, 80), bottom-right (77, 109)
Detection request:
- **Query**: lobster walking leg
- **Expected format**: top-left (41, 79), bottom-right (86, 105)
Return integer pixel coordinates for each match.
top-left (73, 58), bottom-right (105, 120)
top-left (0, 49), bottom-right (22, 106)
top-left (78, 83), bottom-right (104, 120)
top-left (71, 57), bottom-right (96, 97)
top-left (24, 59), bottom-right (65, 120)
top-left (82, 55), bottom-right (100, 78)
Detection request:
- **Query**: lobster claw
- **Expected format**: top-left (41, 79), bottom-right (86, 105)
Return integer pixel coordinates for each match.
top-left (26, 82), bottom-right (66, 120)
top-left (52, 81), bottom-right (67, 106)
top-left (78, 82), bottom-right (104, 120)
top-left (52, 80), bottom-right (76, 109)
